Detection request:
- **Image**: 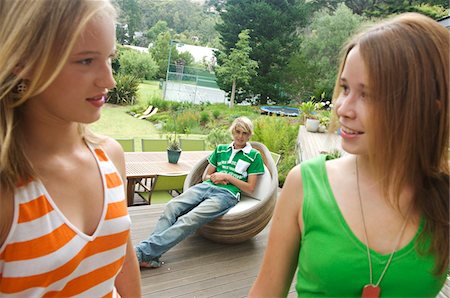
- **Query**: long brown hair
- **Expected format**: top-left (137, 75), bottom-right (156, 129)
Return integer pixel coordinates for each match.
top-left (0, 0), bottom-right (116, 243)
top-left (333, 13), bottom-right (449, 275)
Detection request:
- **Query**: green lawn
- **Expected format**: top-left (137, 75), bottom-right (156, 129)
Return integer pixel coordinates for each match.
top-left (90, 104), bottom-right (158, 137)
top-left (138, 80), bottom-right (162, 103)
top-left (90, 103), bottom-right (207, 151)
top-left (89, 81), bottom-right (166, 150)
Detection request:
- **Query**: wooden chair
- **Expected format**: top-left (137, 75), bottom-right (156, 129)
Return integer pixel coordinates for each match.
top-left (141, 138), bottom-right (168, 152)
top-left (137, 173), bottom-right (188, 205)
top-left (115, 138), bottom-right (135, 152)
top-left (179, 138), bottom-right (205, 151)
top-left (183, 141), bottom-right (278, 243)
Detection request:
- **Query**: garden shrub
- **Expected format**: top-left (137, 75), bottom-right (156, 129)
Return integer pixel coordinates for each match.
top-left (107, 74), bottom-right (140, 105)
top-left (277, 154), bottom-right (297, 187)
top-left (252, 116), bottom-right (299, 155)
top-left (206, 128), bottom-right (232, 149)
top-left (199, 111), bottom-right (210, 125)
top-left (252, 115), bottom-right (300, 187)
top-left (164, 111), bottom-right (200, 134)
top-left (119, 50), bottom-right (158, 80)
top-left (212, 109), bottom-right (221, 119)
top-left (147, 96), bottom-right (171, 111)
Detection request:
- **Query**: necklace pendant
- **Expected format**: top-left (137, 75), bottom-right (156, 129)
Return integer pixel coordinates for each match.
top-left (362, 284), bottom-right (380, 298)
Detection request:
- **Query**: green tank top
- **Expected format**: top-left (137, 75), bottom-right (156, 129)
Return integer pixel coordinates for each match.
top-left (296, 155), bottom-right (446, 297)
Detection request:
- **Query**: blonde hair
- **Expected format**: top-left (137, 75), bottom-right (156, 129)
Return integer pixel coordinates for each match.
top-left (229, 116), bottom-right (254, 136)
top-left (333, 13), bottom-right (449, 274)
top-left (0, 0), bottom-right (116, 235)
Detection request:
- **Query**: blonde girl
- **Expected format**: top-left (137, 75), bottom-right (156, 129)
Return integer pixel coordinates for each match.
top-left (0, 0), bottom-right (141, 296)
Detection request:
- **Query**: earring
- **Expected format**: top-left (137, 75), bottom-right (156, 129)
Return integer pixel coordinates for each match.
top-left (16, 80), bottom-right (28, 95)
top-left (12, 79), bottom-right (29, 99)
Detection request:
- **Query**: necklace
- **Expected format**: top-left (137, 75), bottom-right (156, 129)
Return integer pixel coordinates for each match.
top-left (355, 157), bottom-right (410, 298)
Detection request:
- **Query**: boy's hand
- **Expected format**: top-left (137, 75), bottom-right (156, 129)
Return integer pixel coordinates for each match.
top-left (210, 172), bottom-right (229, 184)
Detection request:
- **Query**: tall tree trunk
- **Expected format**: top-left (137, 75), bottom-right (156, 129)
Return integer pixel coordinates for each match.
top-left (230, 79), bottom-right (236, 108)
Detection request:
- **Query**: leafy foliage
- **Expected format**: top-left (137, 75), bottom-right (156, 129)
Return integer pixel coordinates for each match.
top-left (215, 0), bottom-right (311, 104)
top-left (310, 0), bottom-right (448, 17)
top-left (299, 101), bottom-right (319, 120)
top-left (404, 2), bottom-right (449, 18)
top-left (132, 0), bottom-right (221, 47)
top-left (215, 29), bottom-right (258, 107)
top-left (252, 116), bottom-right (299, 157)
top-left (199, 111), bottom-right (210, 124)
top-left (252, 116), bottom-right (300, 187)
top-left (150, 32), bottom-right (174, 79)
top-left (164, 110), bottom-right (201, 135)
top-left (119, 49), bottom-right (158, 80)
top-left (277, 154), bottom-right (297, 187)
top-left (206, 128), bottom-right (232, 149)
top-left (115, 0), bottom-right (142, 44)
top-left (167, 134), bottom-right (181, 151)
top-left (283, 4), bottom-right (365, 101)
top-left (107, 74), bottom-right (140, 105)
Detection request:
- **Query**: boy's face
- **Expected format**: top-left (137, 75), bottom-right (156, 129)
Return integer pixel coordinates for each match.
top-left (232, 127), bottom-right (251, 149)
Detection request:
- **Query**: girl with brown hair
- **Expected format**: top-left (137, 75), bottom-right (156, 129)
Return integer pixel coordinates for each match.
top-left (250, 13), bottom-right (448, 297)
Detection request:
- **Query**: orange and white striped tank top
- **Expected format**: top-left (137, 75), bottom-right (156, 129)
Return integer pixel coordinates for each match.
top-left (0, 143), bottom-right (131, 297)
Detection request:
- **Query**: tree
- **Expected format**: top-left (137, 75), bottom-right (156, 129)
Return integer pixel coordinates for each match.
top-left (310, 0), bottom-right (448, 18)
top-left (216, 0), bottom-right (311, 104)
top-left (283, 4), bottom-right (365, 101)
top-left (115, 0), bottom-right (142, 44)
top-left (145, 21), bottom-right (170, 45)
top-left (118, 49), bottom-right (158, 80)
top-left (138, 0), bottom-right (220, 47)
top-left (150, 32), bottom-right (176, 79)
top-left (215, 30), bottom-right (258, 107)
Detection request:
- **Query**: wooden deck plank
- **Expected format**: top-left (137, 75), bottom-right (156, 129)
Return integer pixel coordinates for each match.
top-left (297, 125), bottom-right (344, 161)
top-left (129, 204), bottom-right (290, 297)
top-left (129, 199), bottom-right (448, 298)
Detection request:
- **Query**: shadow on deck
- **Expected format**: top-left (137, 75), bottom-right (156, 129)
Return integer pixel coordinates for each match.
top-left (129, 204), bottom-right (296, 298)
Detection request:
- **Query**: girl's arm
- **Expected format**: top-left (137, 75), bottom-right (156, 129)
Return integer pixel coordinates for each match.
top-left (248, 165), bottom-right (304, 297)
top-left (115, 237), bottom-right (142, 297)
top-left (104, 137), bottom-right (141, 297)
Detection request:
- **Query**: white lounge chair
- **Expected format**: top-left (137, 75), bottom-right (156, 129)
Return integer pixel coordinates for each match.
top-left (183, 141), bottom-right (278, 244)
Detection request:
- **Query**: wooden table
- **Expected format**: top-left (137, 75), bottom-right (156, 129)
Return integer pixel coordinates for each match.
top-left (125, 151), bottom-right (212, 206)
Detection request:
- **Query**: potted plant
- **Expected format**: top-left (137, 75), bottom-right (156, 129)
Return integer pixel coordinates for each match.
top-left (318, 111), bottom-right (331, 133)
top-left (299, 101), bottom-right (321, 132)
top-left (167, 134), bottom-right (182, 164)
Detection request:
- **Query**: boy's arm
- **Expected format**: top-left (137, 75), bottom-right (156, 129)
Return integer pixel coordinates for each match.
top-left (202, 164), bottom-right (217, 181)
top-left (214, 172), bottom-right (258, 193)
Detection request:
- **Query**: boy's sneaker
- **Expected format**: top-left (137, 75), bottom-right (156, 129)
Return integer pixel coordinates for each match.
top-left (139, 259), bottom-right (163, 269)
top-left (135, 247), bottom-right (163, 269)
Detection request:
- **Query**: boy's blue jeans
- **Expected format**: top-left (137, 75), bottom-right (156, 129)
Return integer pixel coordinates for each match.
top-left (135, 183), bottom-right (238, 263)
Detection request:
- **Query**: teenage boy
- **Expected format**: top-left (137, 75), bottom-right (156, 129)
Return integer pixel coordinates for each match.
top-left (135, 116), bottom-right (265, 268)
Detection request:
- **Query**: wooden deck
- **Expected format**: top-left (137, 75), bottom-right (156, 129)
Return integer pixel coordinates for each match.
top-left (129, 204), bottom-right (296, 298)
top-left (297, 125), bottom-right (345, 161)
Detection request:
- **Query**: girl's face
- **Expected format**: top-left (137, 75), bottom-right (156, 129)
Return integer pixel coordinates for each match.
top-left (334, 46), bottom-right (371, 155)
top-left (26, 14), bottom-right (116, 125)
